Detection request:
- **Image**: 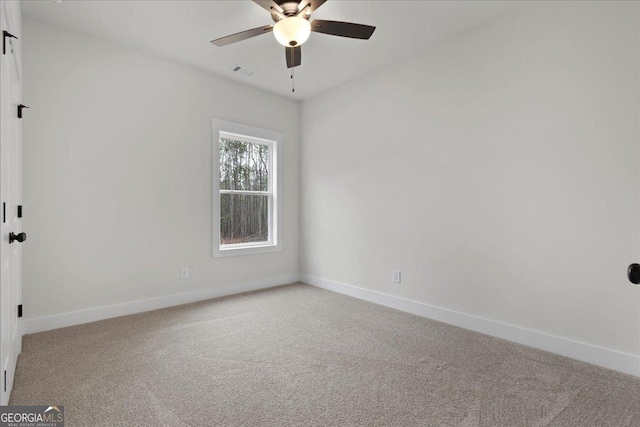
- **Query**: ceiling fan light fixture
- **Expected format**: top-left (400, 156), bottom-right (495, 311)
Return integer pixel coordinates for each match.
top-left (273, 16), bottom-right (311, 47)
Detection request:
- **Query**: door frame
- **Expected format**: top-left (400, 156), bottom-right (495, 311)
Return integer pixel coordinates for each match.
top-left (0, 0), bottom-right (23, 406)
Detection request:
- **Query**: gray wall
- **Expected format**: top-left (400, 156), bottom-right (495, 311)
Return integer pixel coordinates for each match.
top-left (22, 19), bottom-right (300, 320)
top-left (301, 2), bottom-right (640, 356)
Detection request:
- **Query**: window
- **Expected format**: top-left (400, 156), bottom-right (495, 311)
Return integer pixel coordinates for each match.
top-left (212, 119), bottom-right (281, 257)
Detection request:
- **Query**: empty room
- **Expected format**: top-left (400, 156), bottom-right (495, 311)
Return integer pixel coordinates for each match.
top-left (0, 0), bottom-right (639, 425)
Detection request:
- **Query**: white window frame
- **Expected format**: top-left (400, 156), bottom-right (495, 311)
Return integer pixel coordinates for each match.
top-left (212, 119), bottom-right (282, 258)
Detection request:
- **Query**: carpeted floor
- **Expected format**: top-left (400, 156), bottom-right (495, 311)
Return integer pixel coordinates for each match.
top-left (10, 283), bottom-right (640, 426)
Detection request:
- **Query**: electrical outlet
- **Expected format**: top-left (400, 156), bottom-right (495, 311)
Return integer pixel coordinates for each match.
top-left (181, 267), bottom-right (189, 279)
top-left (392, 270), bottom-right (401, 283)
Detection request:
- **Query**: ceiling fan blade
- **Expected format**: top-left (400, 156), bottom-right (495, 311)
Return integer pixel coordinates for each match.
top-left (298, 0), bottom-right (327, 13)
top-left (311, 20), bottom-right (376, 40)
top-left (286, 46), bottom-right (301, 68)
top-left (211, 25), bottom-right (274, 47)
top-left (252, 0), bottom-right (284, 14)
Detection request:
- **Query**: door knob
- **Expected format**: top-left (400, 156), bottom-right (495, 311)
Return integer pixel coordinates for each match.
top-left (9, 232), bottom-right (26, 244)
top-left (628, 263), bottom-right (640, 285)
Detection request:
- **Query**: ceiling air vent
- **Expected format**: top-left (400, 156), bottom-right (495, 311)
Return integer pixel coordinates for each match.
top-left (231, 66), bottom-right (256, 77)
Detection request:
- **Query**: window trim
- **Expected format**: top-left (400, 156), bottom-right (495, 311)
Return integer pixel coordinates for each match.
top-left (212, 119), bottom-right (282, 258)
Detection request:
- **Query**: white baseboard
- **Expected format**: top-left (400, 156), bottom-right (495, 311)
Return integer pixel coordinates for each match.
top-left (301, 274), bottom-right (640, 378)
top-left (24, 274), bottom-right (300, 334)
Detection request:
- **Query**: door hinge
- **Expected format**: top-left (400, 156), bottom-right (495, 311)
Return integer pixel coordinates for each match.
top-left (2, 202), bottom-right (5, 223)
top-left (17, 205), bottom-right (22, 218)
top-left (2, 30), bottom-right (17, 55)
top-left (17, 104), bottom-right (29, 119)
top-left (17, 304), bottom-right (22, 318)
top-left (3, 370), bottom-right (6, 392)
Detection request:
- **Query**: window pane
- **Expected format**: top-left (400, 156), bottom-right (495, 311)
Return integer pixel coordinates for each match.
top-left (220, 193), bottom-right (269, 245)
top-left (219, 138), bottom-right (269, 192)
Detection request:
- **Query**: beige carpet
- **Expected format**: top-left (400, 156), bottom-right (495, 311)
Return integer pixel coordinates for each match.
top-left (10, 283), bottom-right (640, 426)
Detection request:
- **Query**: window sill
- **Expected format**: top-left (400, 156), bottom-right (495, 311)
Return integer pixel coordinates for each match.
top-left (213, 243), bottom-right (281, 258)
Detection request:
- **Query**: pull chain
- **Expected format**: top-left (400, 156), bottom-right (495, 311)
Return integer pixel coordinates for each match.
top-left (291, 67), bottom-right (295, 93)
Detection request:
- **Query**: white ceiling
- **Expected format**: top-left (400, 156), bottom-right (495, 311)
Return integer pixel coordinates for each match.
top-left (22, 1), bottom-right (525, 100)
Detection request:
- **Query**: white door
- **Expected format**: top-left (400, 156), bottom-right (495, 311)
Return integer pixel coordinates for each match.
top-left (0, 9), bottom-right (23, 406)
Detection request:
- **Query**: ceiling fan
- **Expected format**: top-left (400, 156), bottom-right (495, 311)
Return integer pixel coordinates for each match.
top-left (211, 0), bottom-right (376, 69)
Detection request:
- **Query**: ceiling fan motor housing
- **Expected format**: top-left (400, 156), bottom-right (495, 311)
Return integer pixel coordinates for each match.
top-left (271, 1), bottom-right (310, 22)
